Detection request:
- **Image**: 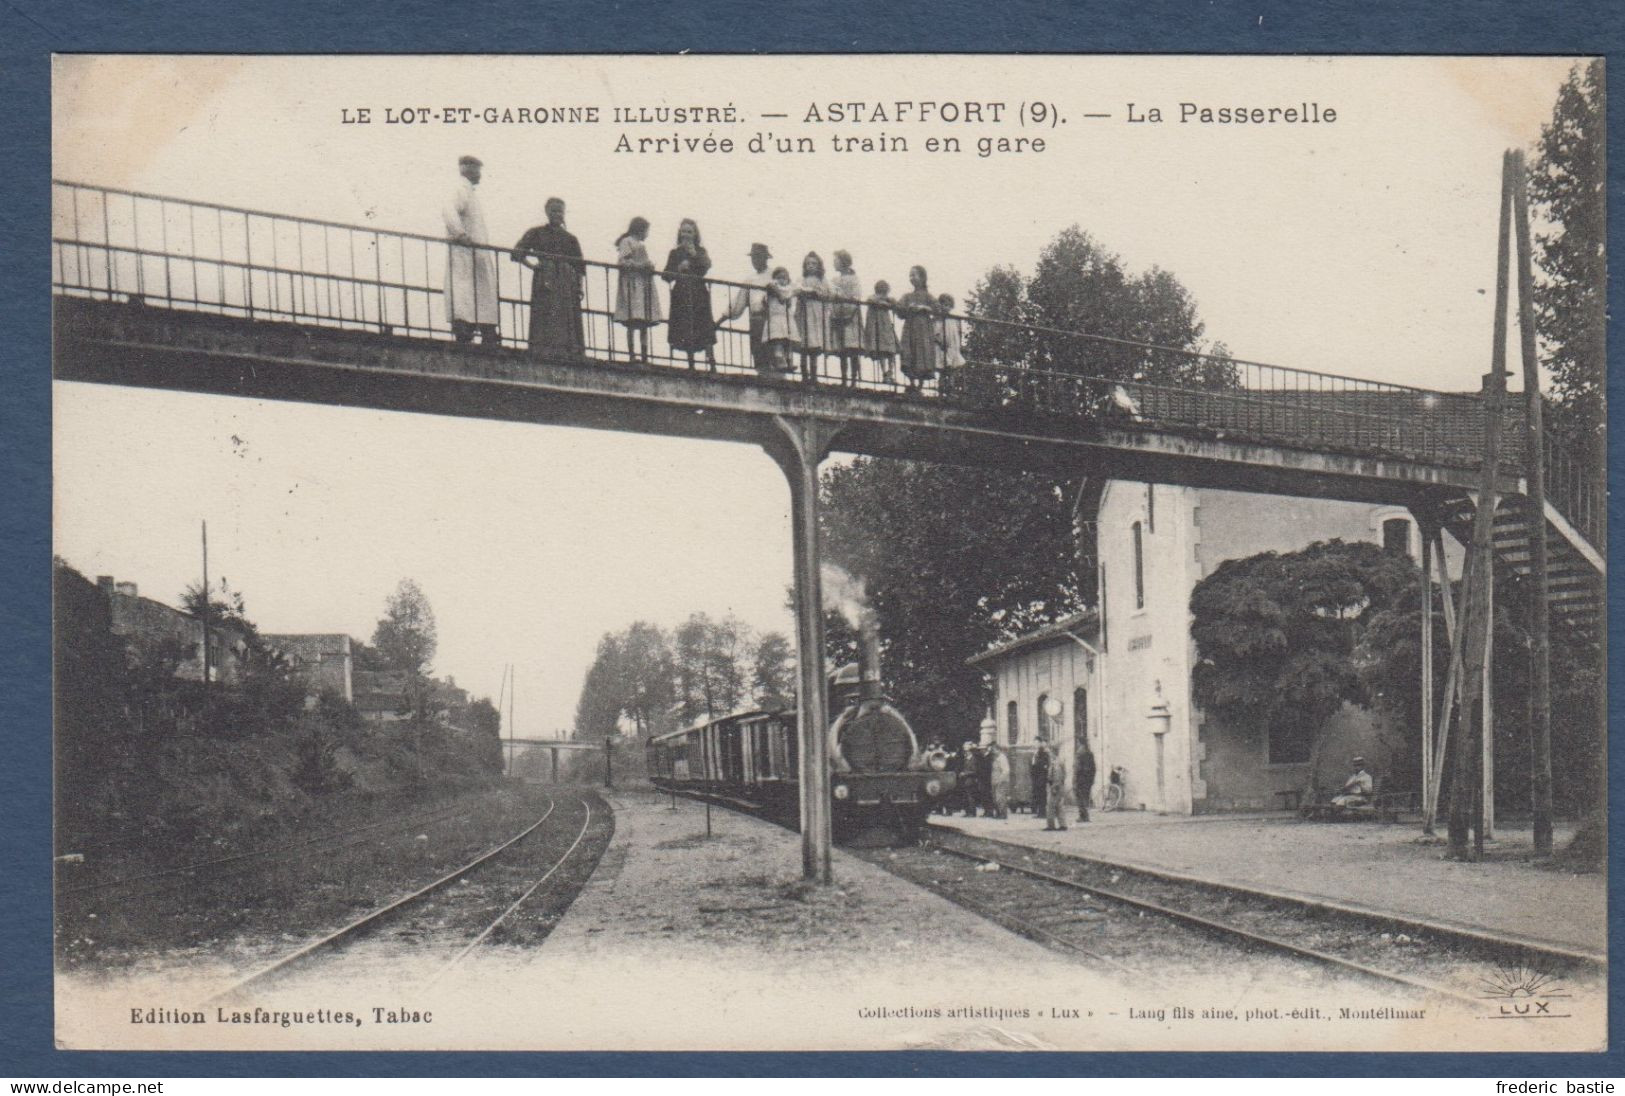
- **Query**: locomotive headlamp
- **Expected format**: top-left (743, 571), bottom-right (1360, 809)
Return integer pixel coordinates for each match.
top-left (833, 784), bottom-right (850, 800)
top-left (928, 752), bottom-right (948, 771)
top-left (924, 779), bottom-right (942, 797)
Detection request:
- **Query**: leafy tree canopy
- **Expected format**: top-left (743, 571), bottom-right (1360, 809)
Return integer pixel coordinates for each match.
top-left (371, 578), bottom-right (438, 677)
top-left (1190, 540), bottom-right (1415, 755)
top-left (1530, 59), bottom-right (1605, 466)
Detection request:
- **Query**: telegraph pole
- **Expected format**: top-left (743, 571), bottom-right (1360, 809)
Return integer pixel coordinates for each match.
top-left (1452, 151), bottom-right (1513, 861)
top-left (1510, 149), bottom-right (1556, 857)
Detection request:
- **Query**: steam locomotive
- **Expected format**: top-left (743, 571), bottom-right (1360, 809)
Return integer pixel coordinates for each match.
top-left (644, 624), bottom-right (954, 845)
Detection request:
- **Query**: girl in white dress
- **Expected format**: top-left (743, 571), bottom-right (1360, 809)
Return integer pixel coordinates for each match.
top-left (797, 252), bottom-right (830, 383)
top-left (613, 216), bottom-right (662, 361)
top-left (828, 250), bottom-right (864, 386)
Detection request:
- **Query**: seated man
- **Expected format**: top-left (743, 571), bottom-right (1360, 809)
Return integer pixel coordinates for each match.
top-left (1330, 756), bottom-right (1374, 809)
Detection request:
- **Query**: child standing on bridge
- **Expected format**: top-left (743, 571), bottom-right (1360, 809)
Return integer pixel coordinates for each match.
top-left (898, 266), bottom-right (939, 393)
top-left (828, 251), bottom-right (865, 386)
top-left (862, 280), bottom-right (900, 385)
top-left (613, 217), bottom-right (662, 362)
top-left (763, 267), bottom-right (801, 373)
top-left (797, 252), bottom-right (831, 383)
top-left (935, 292), bottom-right (966, 396)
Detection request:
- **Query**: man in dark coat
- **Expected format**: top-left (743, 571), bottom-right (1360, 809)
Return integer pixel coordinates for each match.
top-left (959, 742), bottom-right (982, 817)
top-left (977, 744), bottom-right (995, 816)
top-left (1030, 744), bottom-right (1051, 820)
top-left (1075, 737), bottom-right (1098, 822)
top-left (511, 197), bottom-right (586, 357)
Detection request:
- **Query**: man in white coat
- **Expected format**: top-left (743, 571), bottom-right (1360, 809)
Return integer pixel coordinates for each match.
top-left (442, 155), bottom-right (500, 345)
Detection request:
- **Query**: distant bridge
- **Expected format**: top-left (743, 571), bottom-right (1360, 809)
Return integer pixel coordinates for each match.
top-left (51, 180), bottom-right (1603, 881)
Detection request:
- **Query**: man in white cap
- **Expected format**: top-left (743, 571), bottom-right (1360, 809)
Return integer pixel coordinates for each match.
top-left (442, 155), bottom-right (500, 345)
top-left (1331, 756), bottom-right (1374, 808)
top-left (724, 242), bottom-right (774, 371)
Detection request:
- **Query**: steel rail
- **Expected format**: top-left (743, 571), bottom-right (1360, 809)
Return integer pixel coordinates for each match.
top-left (206, 797), bottom-right (559, 1002)
top-left (927, 824), bottom-right (1605, 968)
top-left (925, 835), bottom-right (1485, 1007)
top-left (425, 796), bottom-right (596, 985)
top-left (889, 862), bottom-right (1151, 983)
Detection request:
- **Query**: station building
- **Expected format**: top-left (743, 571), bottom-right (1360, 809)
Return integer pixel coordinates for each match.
top-left (970, 483), bottom-right (1463, 815)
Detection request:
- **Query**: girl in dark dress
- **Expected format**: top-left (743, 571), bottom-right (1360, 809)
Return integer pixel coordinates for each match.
top-left (661, 218), bottom-right (717, 370)
top-left (897, 265), bottom-right (939, 393)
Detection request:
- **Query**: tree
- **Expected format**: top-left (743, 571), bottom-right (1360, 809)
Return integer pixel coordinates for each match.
top-left (465, 696), bottom-right (504, 773)
top-left (180, 577), bottom-right (259, 640)
top-left (751, 630), bottom-right (796, 710)
top-left (820, 461), bottom-right (1085, 743)
top-left (819, 225), bottom-right (1222, 745)
top-left (672, 612), bottom-right (750, 723)
top-left (572, 622), bottom-right (676, 740)
top-left (573, 632), bottom-right (627, 741)
top-left (617, 621), bottom-right (676, 736)
top-left (1190, 540), bottom-right (1415, 793)
top-left (969, 226), bottom-right (1219, 389)
top-left (371, 579), bottom-right (438, 676)
top-left (1529, 59), bottom-right (1605, 467)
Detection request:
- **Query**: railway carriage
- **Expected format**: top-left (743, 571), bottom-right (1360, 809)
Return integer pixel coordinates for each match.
top-left (646, 630), bottom-right (954, 845)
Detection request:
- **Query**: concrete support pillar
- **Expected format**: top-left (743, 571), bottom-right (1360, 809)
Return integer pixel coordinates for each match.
top-left (763, 415), bottom-right (841, 884)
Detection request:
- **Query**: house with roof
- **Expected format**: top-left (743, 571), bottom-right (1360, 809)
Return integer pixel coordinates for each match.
top-left (263, 633), bottom-right (354, 703)
top-left (353, 669), bottom-right (411, 723)
top-left (96, 575), bottom-right (250, 685)
top-left (965, 612), bottom-right (1100, 810)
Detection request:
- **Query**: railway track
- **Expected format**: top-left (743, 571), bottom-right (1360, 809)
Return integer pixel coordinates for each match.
top-left (861, 826), bottom-right (1600, 1007)
top-left (209, 790), bottom-right (602, 1001)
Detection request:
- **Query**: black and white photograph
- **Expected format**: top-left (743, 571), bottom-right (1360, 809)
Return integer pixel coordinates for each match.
top-left (49, 54), bottom-right (1607, 1052)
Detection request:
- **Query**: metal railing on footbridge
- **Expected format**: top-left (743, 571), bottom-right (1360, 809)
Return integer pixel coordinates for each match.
top-left (50, 180), bottom-right (1601, 549)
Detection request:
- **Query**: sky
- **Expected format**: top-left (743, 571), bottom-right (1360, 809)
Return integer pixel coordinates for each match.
top-left (50, 55), bottom-right (1582, 736)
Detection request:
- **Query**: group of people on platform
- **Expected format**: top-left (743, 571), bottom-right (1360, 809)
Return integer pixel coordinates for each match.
top-left (928, 738), bottom-right (1099, 830)
top-left (440, 155), bottom-right (967, 390)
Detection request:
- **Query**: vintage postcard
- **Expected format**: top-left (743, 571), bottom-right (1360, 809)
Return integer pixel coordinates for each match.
top-left (51, 54), bottom-right (1606, 1053)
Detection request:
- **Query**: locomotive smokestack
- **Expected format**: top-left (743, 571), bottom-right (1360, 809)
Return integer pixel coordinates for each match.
top-left (859, 610), bottom-right (883, 700)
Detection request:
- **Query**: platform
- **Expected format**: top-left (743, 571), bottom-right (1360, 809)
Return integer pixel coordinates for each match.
top-left (932, 807), bottom-right (1605, 958)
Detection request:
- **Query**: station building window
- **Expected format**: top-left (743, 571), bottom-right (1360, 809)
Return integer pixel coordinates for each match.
top-left (1006, 700), bottom-right (1019, 745)
top-left (1036, 693), bottom-right (1055, 743)
top-left (1382, 516), bottom-right (1413, 558)
top-left (1073, 686), bottom-right (1088, 741)
top-left (1132, 521), bottom-right (1145, 609)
